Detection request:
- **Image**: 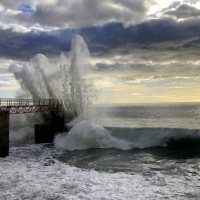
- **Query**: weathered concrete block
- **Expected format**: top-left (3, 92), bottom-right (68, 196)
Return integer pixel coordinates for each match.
top-left (34, 124), bottom-right (72, 144)
top-left (0, 113), bottom-right (9, 157)
top-left (51, 111), bottom-right (64, 125)
top-left (35, 124), bottom-right (64, 143)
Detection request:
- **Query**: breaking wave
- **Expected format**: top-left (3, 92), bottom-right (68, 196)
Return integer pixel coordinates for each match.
top-left (54, 121), bottom-right (200, 151)
top-left (108, 127), bottom-right (200, 150)
top-left (54, 120), bottom-right (133, 151)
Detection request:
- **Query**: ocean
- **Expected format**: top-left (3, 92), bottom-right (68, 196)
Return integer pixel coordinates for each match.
top-left (1, 103), bottom-right (200, 199)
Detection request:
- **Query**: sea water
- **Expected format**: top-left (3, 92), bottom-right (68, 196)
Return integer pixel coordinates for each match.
top-left (1, 103), bottom-right (200, 199)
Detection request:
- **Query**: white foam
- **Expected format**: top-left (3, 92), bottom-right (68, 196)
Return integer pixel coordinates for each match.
top-left (54, 120), bottom-right (133, 150)
top-left (0, 145), bottom-right (199, 199)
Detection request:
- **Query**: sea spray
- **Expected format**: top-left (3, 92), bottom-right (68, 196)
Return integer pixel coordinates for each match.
top-left (59, 35), bottom-right (96, 121)
top-left (54, 120), bottom-right (133, 151)
top-left (10, 127), bottom-right (34, 145)
top-left (9, 35), bottom-right (97, 145)
top-left (13, 35), bottom-right (96, 123)
top-left (9, 114), bottom-right (44, 145)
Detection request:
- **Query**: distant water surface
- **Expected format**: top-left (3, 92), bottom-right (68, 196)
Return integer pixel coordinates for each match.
top-left (95, 102), bottom-right (200, 129)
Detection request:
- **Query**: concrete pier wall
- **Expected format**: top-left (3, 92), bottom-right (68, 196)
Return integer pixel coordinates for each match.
top-left (35, 124), bottom-right (64, 143)
top-left (51, 111), bottom-right (64, 125)
top-left (35, 111), bottom-right (65, 143)
top-left (0, 113), bottom-right (9, 157)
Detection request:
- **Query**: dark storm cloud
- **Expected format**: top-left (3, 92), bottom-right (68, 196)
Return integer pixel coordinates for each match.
top-left (1, 15), bottom-right (200, 61)
top-left (82, 18), bottom-right (200, 62)
top-left (0, 27), bottom-right (77, 60)
top-left (164, 4), bottom-right (200, 19)
top-left (86, 18), bottom-right (200, 46)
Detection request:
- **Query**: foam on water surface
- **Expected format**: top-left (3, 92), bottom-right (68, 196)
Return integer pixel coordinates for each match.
top-left (0, 144), bottom-right (200, 199)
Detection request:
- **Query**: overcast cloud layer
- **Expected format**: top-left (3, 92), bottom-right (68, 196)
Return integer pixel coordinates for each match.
top-left (1, 0), bottom-right (200, 102)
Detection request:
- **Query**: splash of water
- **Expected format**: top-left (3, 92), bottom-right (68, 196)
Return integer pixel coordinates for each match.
top-left (14, 35), bottom-right (96, 123)
top-left (59, 35), bottom-right (95, 121)
top-left (54, 120), bottom-right (133, 151)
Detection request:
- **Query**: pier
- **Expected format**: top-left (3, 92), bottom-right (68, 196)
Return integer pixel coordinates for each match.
top-left (0, 98), bottom-right (64, 157)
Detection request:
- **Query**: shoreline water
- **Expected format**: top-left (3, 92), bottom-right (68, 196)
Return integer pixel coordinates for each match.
top-left (0, 143), bottom-right (199, 200)
top-left (1, 103), bottom-right (200, 199)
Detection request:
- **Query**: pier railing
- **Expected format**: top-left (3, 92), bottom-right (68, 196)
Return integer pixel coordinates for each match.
top-left (0, 98), bottom-right (62, 107)
top-left (0, 98), bottom-right (63, 114)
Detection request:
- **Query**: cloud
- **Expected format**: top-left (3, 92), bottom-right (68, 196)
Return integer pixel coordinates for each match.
top-left (0, 79), bottom-right (20, 91)
top-left (164, 4), bottom-right (200, 19)
top-left (1, 15), bottom-right (200, 63)
top-left (150, 1), bottom-right (182, 15)
top-left (0, 2), bottom-right (200, 89)
top-left (1, 0), bottom-right (155, 28)
top-left (1, 0), bottom-right (200, 102)
top-left (1, 1), bottom-right (199, 29)
top-left (96, 63), bottom-right (110, 70)
top-left (0, 25), bottom-right (76, 60)
top-left (1, 1), bottom-right (200, 62)
top-left (92, 60), bottom-right (200, 83)
top-left (0, 0), bottom-right (53, 10)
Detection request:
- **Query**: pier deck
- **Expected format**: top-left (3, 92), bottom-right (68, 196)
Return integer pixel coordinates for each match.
top-left (0, 98), bottom-right (65, 157)
top-left (0, 98), bottom-right (63, 114)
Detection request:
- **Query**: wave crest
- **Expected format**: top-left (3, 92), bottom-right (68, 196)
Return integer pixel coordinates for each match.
top-left (54, 122), bottom-right (200, 151)
top-left (54, 120), bottom-right (133, 151)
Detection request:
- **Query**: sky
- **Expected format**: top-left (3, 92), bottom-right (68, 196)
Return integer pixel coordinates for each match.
top-left (1, 0), bottom-right (200, 103)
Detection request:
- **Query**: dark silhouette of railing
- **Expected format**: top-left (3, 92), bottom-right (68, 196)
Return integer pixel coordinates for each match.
top-left (0, 98), bottom-right (63, 114)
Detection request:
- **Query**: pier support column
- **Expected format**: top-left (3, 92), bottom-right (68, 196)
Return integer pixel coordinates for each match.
top-left (0, 112), bottom-right (9, 157)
